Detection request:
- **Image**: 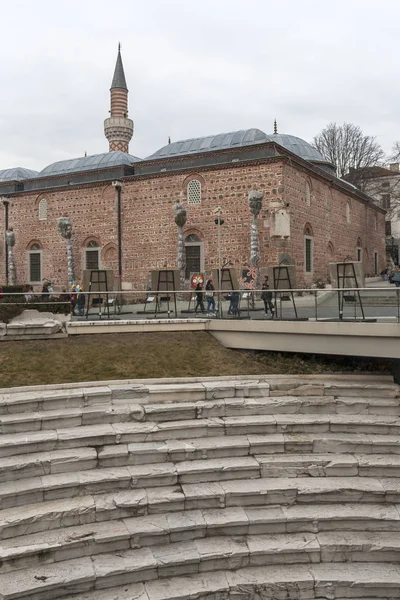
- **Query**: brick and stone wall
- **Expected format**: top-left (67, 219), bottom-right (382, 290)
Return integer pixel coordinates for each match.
top-left (0, 158), bottom-right (385, 290)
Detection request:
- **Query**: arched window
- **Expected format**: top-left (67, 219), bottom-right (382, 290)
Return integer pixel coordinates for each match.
top-left (346, 201), bottom-right (351, 224)
top-left (28, 243), bottom-right (42, 283)
top-left (85, 240), bottom-right (100, 270)
top-left (184, 233), bottom-right (203, 279)
top-left (38, 198), bottom-right (47, 220)
top-left (187, 179), bottom-right (201, 204)
top-left (327, 241), bottom-right (334, 260)
top-left (304, 224), bottom-right (313, 274)
top-left (356, 238), bottom-right (362, 262)
top-left (305, 182), bottom-right (311, 207)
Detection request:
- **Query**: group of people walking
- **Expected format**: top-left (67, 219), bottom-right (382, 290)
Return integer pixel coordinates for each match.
top-left (194, 279), bottom-right (216, 314)
top-left (194, 276), bottom-right (276, 317)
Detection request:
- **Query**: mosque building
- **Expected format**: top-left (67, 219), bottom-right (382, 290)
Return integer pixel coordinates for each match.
top-left (0, 47), bottom-right (385, 290)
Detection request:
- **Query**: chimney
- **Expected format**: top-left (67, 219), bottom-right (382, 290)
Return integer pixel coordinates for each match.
top-left (389, 162), bottom-right (399, 172)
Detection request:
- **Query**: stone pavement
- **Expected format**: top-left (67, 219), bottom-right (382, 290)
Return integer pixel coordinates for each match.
top-left (1, 375), bottom-right (400, 598)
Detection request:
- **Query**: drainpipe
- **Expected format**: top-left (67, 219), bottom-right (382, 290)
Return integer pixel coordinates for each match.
top-left (112, 181), bottom-right (123, 280)
top-left (1, 198), bottom-right (9, 283)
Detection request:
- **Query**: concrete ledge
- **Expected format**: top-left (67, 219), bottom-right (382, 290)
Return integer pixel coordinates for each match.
top-left (0, 373), bottom-right (393, 396)
top-left (208, 320), bottom-right (400, 359)
top-left (67, 319), bottom-right (208, 335)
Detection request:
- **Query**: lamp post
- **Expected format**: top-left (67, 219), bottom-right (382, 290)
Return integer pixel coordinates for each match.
top-left (1, 197), bottom-right (9, 283)
top-left (112, 180), bottom-right (123, 282)
top-left (213, 206), bottom-right (224, 318)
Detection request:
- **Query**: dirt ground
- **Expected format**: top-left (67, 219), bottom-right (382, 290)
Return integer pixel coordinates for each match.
top-left (0, 331), bottom-right (391, 388)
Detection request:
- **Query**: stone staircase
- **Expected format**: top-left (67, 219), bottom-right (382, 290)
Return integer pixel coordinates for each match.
top-left (1, 375), bottom-right (400, 599)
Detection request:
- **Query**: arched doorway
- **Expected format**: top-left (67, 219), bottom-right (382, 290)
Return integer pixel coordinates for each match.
top-left (185, 234), bottom-right (204, 279)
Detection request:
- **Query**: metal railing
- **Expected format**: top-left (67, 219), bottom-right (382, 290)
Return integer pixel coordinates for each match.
top-left (1, 286), bottom-right (400, 323)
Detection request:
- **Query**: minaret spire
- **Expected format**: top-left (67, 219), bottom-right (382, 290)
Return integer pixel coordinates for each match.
top-left (104, 44), bottom-right (133, 153)
top-left (274, 119), bottom-right (278, 135)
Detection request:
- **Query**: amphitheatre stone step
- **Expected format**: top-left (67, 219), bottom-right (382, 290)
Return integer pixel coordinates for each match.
top-left (3, 430), bottom-right (400, 476)
top-left (3, 414), bottom-right (400, 458)
top-left (2, 477), bottom-right (400, 539)
top-left (4, 449), bottom-right (400, 506)
top-left (0, 380), bottom-right (275, 415)
top-left (0, 378), bottom-right (397, 414)
top-left (1, 548), bottom-right (400, 600)
top-left (71, 563), bottom-right (400, 600)
top-left (255, 453), bottom-right (400, 478)
top-left (0, 447), bottom-right (98, 483)
top-left (0, 457), bottom-right (262, 509)
top-left (3, 394), bottom-right (400, 435)
top-left (1, 504), bottom-right (400, 572)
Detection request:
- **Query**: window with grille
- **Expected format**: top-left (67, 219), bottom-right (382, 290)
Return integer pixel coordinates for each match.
top-left (374, 252), bottom-right (378, 275)
top-left (357, 247), bottom-right (362, 262)
top-left (305, 182), bottom-right (311, 207)
top-left (305, 237), bottom-right (313, 273)
top-left (382, 194), bottom-right (391, 209)
top-left (85, 241), bottom-right (100, 270)
top-left (29, 246), bottom-right (42, 282)
top-left (38, 198), bottom-right (47, 220)
top-left (185, 245), bottom-right (201, 279)
top-left (187, 180), bottom-right (201, 204)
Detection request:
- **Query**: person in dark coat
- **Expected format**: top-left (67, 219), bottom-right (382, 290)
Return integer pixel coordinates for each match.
top-left (205, 278), bottom-right (216, 314)
top-left (261, 277), bottom-right (275, 317)
top-left (194, 282), bottom-right (205, 314)
top-left (77, 290), bottom-right (86, 316)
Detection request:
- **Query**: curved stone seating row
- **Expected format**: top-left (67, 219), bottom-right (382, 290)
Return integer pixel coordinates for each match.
top-left (1, 503), bottom-right (400, 573)
top-left (3, 414), bottom-right (400, 460)
top-left (0, 377), bottom-right (396, 415)
top-left (0, 376), bottom-right (399, 599)
top-left (2, 560), bottom-right (400, 600)
top-left (5, 453), bottom-right (400, 510)
top-left (1, 389), bottom-right (399, 431)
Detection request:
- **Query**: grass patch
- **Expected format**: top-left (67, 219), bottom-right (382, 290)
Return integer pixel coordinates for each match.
top-left (0, 332), bottom-right (392, 389)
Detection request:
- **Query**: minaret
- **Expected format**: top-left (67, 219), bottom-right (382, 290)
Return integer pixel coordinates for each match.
top-left (104, 44), bottom-right (134, 153)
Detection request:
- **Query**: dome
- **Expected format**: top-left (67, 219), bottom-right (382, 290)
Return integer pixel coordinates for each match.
top-left (39, 151), bottom-right (141, 177)
top-left (0, 167), bottom-right (38, 182)
top-left (271, 134), bottom-right (326, 162)
top-left (147, 129), bottom-right (269, 159)
top-left (147, 128), bottom-right (331, 168)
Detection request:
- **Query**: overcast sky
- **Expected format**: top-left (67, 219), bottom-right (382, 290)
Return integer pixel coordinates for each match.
top-left (1, 0), bottom-right (399, 171)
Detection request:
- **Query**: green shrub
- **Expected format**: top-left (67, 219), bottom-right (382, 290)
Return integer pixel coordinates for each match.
top-left (1, 286), bottom-right (24, 302)
top-left (0, 303), bottom-right (24, 323)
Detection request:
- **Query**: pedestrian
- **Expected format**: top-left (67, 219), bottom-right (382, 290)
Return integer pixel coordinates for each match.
top-left (194, 282), bottom-right (205, 314)
top-left (228, 291), bottom-right (240, 316)
top-left (59, 288), bottom-right (70, 302)
top-left (24, 285), bottom-right (35, 302)
top-left (41, 281), bottom-right (49, 298)
top-left (70, 283), bottom-right (78, 315)
top-left (392, 266), bottom-right (400, 288)
top-left (261, 277), bottom-right (275, 317)
top-left (77, 289), bottom-right (86, 316)
top-left (205, 278), bottom-right (215, 314)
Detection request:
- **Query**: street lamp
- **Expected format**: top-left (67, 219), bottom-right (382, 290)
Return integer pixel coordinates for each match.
top-left (112, 180), bottom-right (123, 281)
top-left (213, 207), bottom-right (224, 318)
top-left (1, 197), bottom-right (10, 283)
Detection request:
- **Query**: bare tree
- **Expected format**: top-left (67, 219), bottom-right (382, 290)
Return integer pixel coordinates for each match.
top-left (390, 141), bottom-right (400, 163)
top-left (313, 122), bottom-right (384, 188)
